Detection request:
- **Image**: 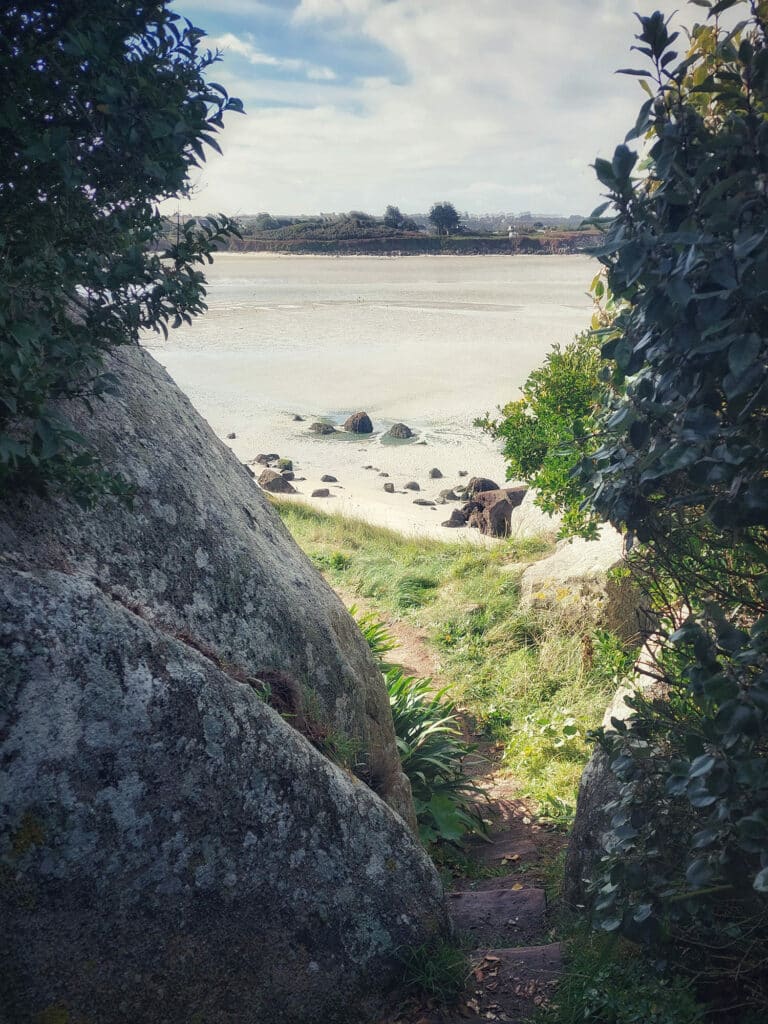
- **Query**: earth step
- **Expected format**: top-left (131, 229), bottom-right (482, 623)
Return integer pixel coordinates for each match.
top-left (418, 944), bottom-right (563, 1024)
top-left (466, 831), bottom-right (539, 866)
top-left (448, 887), bottom-right (546, 946)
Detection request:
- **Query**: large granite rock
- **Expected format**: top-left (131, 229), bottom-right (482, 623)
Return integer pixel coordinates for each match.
top-left (0, 569), bottom-right (447, 1023)
top-left (520, 527), bottom-right (645, 640)
top-left (463, 487), bottom-right (526, 538)
top-left (507, 489), bottom-right (561, 541)
top-left (564, 639), bottom-right (662, 908)
top-left (0, 344), bottom-right (444, 1019)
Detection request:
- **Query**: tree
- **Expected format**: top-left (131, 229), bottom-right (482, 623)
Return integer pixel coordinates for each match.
top-left (0, 1), bottom-right (242, 501)
top-left (383, 204), bottom-right (404, 229)
top-left (428, 202), bottom-right (461, 236)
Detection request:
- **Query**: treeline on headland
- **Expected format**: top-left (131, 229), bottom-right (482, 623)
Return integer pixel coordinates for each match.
top-left (220, 230), bottom-right (600, 256)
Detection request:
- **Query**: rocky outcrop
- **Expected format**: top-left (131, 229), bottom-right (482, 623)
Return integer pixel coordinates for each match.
top-left (463, 488), bottom-right (527, 538)
top-left (0, 345), bottom-right (446, 1021)
top-left (343, 411), bottom-right (373, 433)
top-left (309, 421), bottom-right (337, 434)
top-left (442, 508), bottom-right (467, 528)
top-left (0, 569), bottom-right (447, 1023)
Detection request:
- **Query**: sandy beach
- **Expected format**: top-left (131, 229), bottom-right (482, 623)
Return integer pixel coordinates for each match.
top-left (143, 253), bottom-right (594, 539)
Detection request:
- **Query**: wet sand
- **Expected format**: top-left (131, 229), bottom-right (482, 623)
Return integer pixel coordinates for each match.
top-left (143, 253), bottom-right (593, 539)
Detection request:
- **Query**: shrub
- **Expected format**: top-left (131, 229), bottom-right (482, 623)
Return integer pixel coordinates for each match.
top-left (0, 2), bottom-right (241, 500)
top-left (476, 330), bottom-right (605, 537)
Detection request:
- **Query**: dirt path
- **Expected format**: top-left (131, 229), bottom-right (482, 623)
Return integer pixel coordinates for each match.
top-left (336, 590), bottom-right (568, 1023)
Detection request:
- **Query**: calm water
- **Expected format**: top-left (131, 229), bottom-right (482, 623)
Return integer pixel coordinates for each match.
top-left (144, 253), bottom-right (594, 535)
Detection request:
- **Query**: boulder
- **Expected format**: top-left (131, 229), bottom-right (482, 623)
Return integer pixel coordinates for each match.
top-left (343, 411), bottom-right (373, 434)
top-left (442, 508), bottom-right (467, 528)
top-left (467, 476), bottom-right (500, 495)
top-left (256, 452), bottom-right (279, 465)
top-left (386, 423), bottom-right (413, 439)
top-left (0, 570), bottom-right (447, 1023)
top-left (258, 468), bottom-right (297, 494)
top-left (277, 457), bottom-right (293, 471)
top-left (428, 468), bottom-right (443, 479)
top-left (309, 422), bottom-right (336, 435)
top-left (460, 489), bottom-right (526, 537)
top-left (321, 474), bottom-right (338, 483)
top-left (404, 481), bottom-right (420, 492)
top-left (383, 482), bottom-right (395, 493)
top-left (520, 527), bottom-right (644, 639)
top-left (507, 489), bottom-right (561, 542)
top-left (281, 470), bottom-right (295, 482)
top-left (312, 488), bottom-right (331, 498)
top-left (438, 489), bottom-right (459, 503)
top-left (0, 344), bottom-right (443, 1021)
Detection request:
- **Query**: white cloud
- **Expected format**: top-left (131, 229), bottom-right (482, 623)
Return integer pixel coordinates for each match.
top-left (210, 31), bottom-right (337, 80)
top-left (183, 0), bottom-right (707, 215)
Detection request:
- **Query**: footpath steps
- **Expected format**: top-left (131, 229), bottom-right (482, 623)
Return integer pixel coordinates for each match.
top-left (404, 793), bottom-right (567, 1024)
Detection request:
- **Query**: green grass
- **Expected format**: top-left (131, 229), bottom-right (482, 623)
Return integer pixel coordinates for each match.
top-left (275, 499), bottom-right (635, 811)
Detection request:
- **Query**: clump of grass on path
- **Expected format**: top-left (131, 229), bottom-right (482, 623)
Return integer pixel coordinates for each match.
top-left (275, 500), bottom-right (634, 813)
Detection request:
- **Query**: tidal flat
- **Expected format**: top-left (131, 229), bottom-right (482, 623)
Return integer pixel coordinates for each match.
top-left (144, 253), bottom-right (594, 537)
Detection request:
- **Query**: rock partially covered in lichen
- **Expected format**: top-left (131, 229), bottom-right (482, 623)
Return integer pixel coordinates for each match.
top-left (0, 570), bottom-right (447, 1023)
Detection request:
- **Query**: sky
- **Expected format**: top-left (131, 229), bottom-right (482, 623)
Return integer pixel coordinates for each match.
top-left (169, 0), bottom-right (704, 217)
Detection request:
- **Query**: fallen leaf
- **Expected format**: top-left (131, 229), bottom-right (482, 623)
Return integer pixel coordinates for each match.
top-left (511, 882), bottom-right (524, 891)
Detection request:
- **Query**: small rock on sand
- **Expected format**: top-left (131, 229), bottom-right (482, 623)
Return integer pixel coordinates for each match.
top-left (404, 481), bottom-right (420, 491)
top-left (311, 488), bottom-right (331, 498)
top-left (256, 453), bottom-right (279, 465)
top-left (413, 499), bottom-right (436, 507)
top-left (429, 468), bottom-right (443, 479)
top-left (309, 422), bottom-right (336, 435)
top-left (383, 483), bottom-right (395, 493)
top-left (386, 423), bottom-right (413, 439)
top-left (292, 414), bottom-right (304, 421)
top-left (320, 474), bottom-right (337, 483)
top-left (258, 469), bottom-right (297, 494)
top-left (227, 432), bottom-right (236, 440)
top-left (458, 470), bottom-right (468, 477)
top-left (442, 508), bottom-right (467, 528)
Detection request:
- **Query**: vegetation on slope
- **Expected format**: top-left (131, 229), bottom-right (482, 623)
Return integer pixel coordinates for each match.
top-left (276, 500), bottom-right (633, 818)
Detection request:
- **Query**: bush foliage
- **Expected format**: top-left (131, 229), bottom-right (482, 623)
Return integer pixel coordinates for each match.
top-left (0, 1), bottom-right (241, 500)
top-left (563, 2), bottom-right (768, 1011)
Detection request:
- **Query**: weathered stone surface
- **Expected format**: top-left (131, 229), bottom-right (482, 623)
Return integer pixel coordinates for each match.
top-left (564, 638), bottom-right (662, 908)
top-left (385, 422), bottom-right (412, 439)
top-left (0, 345), bottom-right (413, 824)
top-left (520, 527), bottom-right (644, 639)
top-left (442, 508), bottom-right (467, 528)
top-left (0, 570), bottom-right (448, 1023)
top-left (309, 421), bottom-right (336, 434)
top-left (460, 489), bottom-right (526, 537)
top-left (280, 470), bottom-right (295, 482)
top-left (343, 411), bottom-right (373, 434)
top-left (467, 476), bottom-right (500, 495)
top-left (507, 489), bottom-right (561, 541)
top-left (258, 467), bottom-right (298, 494)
